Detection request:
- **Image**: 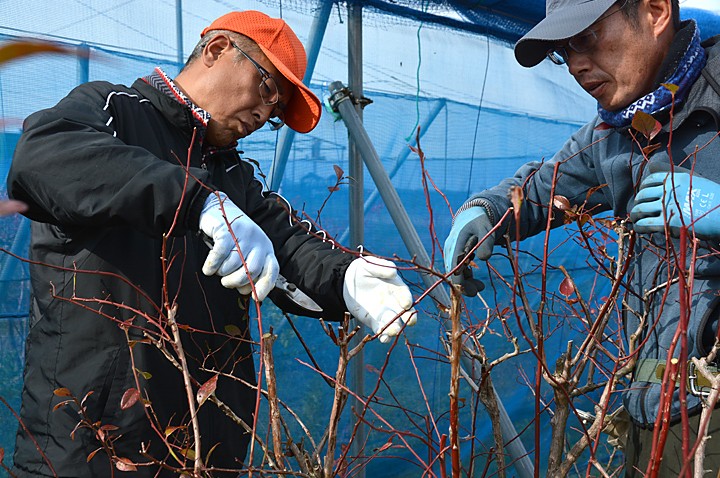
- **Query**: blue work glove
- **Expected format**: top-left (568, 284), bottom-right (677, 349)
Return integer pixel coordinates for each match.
top-left (443, 206), bottom-right (494, 296)
top-left (631, 168), bottom-right (720, 239)
top-left (199, 191), bottom-right (280, 301)
top-left (343, 256), bottom-right (418, 343)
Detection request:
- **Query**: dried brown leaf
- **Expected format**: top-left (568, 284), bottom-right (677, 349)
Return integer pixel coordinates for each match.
top-left (165, 425), bottom-right (183, 437)
top-left (224, 324), bottom-right (242, 337)
top-left (115, 457), bottom-right (137, 472)
top-left (553, 195), bottom-right (571, 211)
top-left (180, 448), bottom-right (196, 460)
top-left (120, 388), bottom-right (140, 410)
top-left (374, 437), bottom-right (394, 453)
top-left (631, 111), bottom-right (661, 140)
top-left (509, 186), bottom-right (524, 222)
top-left (86, 447), bottom-right (101, 463)
top-left (53, 387), bottom-right (72, 397)
top-left (509, 186), bottom-right (524, 208)
top-left (80, 390), bottom-right (95, 408)
top-left (586, 184), bottom-right (608, 199)
top-left (662, 83), bottom-right (679, 94)
top-left (52, 400), bottom-right (73, 412)
top-left (559, 277), bottom-right (574, 297)
top-left (365, 364), bottom-right (380, 375)
top-left (642, 143), bottom-right (662, 156)
top-left (205, 442), bottom-right (221, 463)
top-left (128, 338), bottom-right (151, 349)
top-left (333, 164), bottom-right (344, 180)
top-left (196, 375), bottom-right (218, 407)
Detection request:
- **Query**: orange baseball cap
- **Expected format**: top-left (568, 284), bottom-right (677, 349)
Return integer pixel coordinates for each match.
top-left (201, 11), bottom-right (321, 134)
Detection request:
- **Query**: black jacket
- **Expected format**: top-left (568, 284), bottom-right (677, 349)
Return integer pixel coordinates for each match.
top-left (8, 78), bottom-right (353, 477)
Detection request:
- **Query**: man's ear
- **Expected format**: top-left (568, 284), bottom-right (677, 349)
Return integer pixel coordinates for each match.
top-left (645, 0), bottom-right (674, 39)
top-left (201, 34), bottom-right (232, 67)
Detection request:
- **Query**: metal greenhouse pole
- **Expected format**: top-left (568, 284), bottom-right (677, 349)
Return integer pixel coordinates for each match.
top-left (347, 1), bottom-right (367, 473)
top-left (328, 80), bottom-right (534, 478)
top-left (337, 98), bottom-right (447, 245)
top-left (267, 0), bottom-right (333, 191)
top-left (176, 0), bottom-right (184, 66)
top-left (77, 43), bottom-right (89, 84)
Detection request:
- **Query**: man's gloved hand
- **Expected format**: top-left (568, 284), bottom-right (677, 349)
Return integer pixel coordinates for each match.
top-left (343, 256), bottom-right (417, 343)
top-left (199, 191), bottom-right (279, 301)
top-left (443, 206), bottom-right (494, 296)
top-left (631, 169), bottom-right (720, 239)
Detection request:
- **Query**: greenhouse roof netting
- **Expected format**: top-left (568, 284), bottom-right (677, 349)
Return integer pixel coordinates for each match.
top-left (3, 1), bottom-right (720, 58)
top-left (350, 0), bottom-right (720, 44)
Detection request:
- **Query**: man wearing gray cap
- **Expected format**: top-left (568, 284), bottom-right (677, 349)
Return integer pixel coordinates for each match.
top-left (445, 0), bottom-right (720, 475)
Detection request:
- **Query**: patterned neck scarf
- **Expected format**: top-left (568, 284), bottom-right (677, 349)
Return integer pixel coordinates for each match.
top-left (143, 68), bottom-right (243, 154)
top-left (142, 67), bottom-right (211, 139)
top-left (598, 20), bottom-right (706, 128)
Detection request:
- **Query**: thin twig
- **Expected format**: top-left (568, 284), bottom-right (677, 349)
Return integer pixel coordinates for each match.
top-left (167, 304), bottom-right (203, 475)
top-left (262, 330), bottom-right (286, 469)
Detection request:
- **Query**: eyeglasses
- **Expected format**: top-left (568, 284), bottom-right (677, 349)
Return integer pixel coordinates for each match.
top-left (547, 29), bottom-right (598, 65)
top-left (230, 42), bottom-right (285, 131)
top-left (546, 0), bottom-right (634, 65)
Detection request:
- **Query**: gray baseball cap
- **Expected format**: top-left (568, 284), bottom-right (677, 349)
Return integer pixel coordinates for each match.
top-left (514, 0), bottom-right (617, 67)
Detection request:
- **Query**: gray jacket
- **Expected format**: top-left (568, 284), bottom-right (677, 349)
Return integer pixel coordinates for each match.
top-left (466, 36), bottom-right (720, 427)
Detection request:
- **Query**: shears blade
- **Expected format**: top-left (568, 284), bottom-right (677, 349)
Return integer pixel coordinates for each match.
top-left (274, 275), bottom-right (323, 312)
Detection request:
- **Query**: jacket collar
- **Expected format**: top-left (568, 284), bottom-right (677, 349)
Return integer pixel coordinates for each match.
top-left (132, 68), bottom-right (210, 142)
top-left (660, 35), bottom-right (720, 133)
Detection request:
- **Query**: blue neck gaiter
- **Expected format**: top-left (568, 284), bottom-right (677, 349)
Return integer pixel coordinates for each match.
top-left (598, 20), bottom-right (706, 128)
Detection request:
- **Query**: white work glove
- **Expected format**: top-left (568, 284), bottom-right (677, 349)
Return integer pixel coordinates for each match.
top-left (199, 191), bottom-right (279, 301)
top-left (343, 256), bottom-right (417, 343)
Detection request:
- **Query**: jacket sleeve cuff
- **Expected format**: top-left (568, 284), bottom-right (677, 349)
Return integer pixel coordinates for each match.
top-left (455, 197), bottom-right (497, 225)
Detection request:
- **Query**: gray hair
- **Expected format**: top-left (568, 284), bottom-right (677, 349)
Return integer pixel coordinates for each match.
top-left (181, 29), bottom-right (261, 71)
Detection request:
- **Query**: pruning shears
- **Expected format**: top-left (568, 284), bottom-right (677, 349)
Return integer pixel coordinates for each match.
top-left (200, 233), bottom-right (323, 313)
top-left (272, 274), bottom-right (323, 313)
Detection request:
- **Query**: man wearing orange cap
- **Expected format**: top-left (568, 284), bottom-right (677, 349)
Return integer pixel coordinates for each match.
top-left (7, 11), bottom-right (417, 477)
